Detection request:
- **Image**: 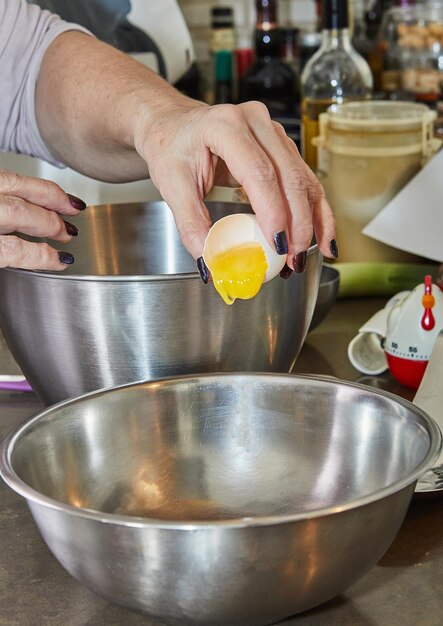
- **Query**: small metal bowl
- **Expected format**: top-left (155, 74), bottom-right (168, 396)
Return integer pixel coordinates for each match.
top-left (1, 373), bottom-right (440, 626)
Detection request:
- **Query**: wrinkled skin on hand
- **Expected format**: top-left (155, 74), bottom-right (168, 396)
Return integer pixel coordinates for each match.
top-left (135, 100), bottom-right (336, 270)
top-left (33, 32), bottom-right (336, 273)
top-left (0, 169), bottom-right (82, 270)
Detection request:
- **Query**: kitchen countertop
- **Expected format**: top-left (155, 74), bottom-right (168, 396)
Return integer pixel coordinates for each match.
top-left (1, 298), bottom-right (442, 626)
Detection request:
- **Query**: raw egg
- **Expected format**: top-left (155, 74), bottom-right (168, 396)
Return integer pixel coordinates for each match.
top-left (202, 214), bottom-right (287, 305)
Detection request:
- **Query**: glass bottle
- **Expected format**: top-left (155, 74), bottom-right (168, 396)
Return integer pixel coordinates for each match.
top-left (365, 0), bottom-right (386, 43)
top-left (214, 50), bottom-right (233, 104)
top-left (235, 48), bottom-right (254, 102)
top-left (298, 31), bottom-right (322, 73)
top-left (281, 26), bottom-right (300, 76)
top-left (239, 0), bottom-right (297, 121)
top-left (210, 6), bottom-right (236, 55)
top-left (235, 48), bottom-right (254, 82)
top-left (362, 0), bottom-right (392, 93)
top-left (352, 0), bottom-right (373, 58)
top-left (300, 0), bottom-right (373, 171)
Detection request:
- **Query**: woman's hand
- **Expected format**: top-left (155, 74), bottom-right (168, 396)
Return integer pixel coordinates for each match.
top-left (135, 100), bottom-right (337, 275)
top-left (34, 32), bottom-right (336, 275)
top-left (0, 169), bottom-right (85, 270)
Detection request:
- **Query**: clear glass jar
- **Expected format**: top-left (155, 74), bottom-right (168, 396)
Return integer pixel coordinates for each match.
top-left (380, 1), bottom-right (443, 102)
top-left (314, 100), bottom-right (441, 262)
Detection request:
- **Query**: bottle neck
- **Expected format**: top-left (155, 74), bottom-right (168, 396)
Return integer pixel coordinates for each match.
top-left (255, 27), bottom-right (282, 58)
top-left (320, 27), bottom-right (353, 52)
top-left (322, 0), bottom-right (349, 30)
top-left (255, 0), bottom-right (278, 30)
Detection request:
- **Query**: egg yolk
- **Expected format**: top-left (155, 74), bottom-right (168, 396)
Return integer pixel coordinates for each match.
top-left (210, 242), bottom-right (268, 305)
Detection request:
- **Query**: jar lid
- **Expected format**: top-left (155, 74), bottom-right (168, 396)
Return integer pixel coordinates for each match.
top-left (327, 100), bottom-right (433, 130)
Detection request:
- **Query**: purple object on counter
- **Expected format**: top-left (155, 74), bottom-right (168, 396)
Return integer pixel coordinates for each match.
top-left (0, 380), bottom-right (33, 392)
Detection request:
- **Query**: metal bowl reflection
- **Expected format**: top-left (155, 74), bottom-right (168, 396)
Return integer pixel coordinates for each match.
top-left (1, 373), bottom-right (440, 625)
top-left (0, 201), bottom-right (321, 405)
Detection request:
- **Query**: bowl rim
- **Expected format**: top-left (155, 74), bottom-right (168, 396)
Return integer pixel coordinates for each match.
top-left (1, 373), bottom-right (441, 530)
top-left (0, 197), bottom-right (320, 282)
top-left (0, 244), bottom-right (319, 282)
top-left (319, 263), bottom-right (340, 287)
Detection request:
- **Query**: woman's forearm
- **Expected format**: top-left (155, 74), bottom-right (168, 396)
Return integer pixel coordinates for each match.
top-left (35, 31), bottom-right (203, 182)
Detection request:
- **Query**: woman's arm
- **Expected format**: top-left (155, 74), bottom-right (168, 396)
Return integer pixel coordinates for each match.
top-left (36, 31), bottom-right (336, 266)
top-left (35, 31), bottom-right (197, 183)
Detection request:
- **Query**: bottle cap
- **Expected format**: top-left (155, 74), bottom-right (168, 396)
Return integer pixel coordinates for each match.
top-left (215, 50), bottom-right (233, 81)
top-left (212, 6), bottom-right (233, 16)
top-left (211, 6), bottom-right (234, 28)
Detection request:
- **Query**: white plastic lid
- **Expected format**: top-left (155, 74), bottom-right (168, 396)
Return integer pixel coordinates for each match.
top-left (327, 101), bottom-right (433, 131)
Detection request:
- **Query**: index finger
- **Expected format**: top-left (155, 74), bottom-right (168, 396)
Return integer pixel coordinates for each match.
top-left (0, 169), bottom-right (85, 215)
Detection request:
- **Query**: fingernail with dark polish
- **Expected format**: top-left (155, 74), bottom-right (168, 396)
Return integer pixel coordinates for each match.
top-left (64, 220), bottom-right (78, 236)
top-left (330, 239), bottom-right (339, 258)
top-left (293, 251), bottom-right (307, 274)
top-left (279, 263), bottom-right (293, 280)
top-left (273, 231), bottom-right (288, 255)
top-left (197, 256), bottom-right (211, 284)
top-left (67, 194), bottom-right (87, 211)
top-left (58, 251), bottom-right (75, 265)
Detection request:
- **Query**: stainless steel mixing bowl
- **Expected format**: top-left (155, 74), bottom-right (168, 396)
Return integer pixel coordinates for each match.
top-left (1, 373), bottom-right (440, 626)
top-left (308, 264), bottom-right (340, 331)
top-left (0, 201), bottom-right (321, 405)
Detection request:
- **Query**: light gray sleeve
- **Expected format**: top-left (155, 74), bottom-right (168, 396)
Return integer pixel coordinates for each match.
top-left (0, 0), bottom-right (93, 166)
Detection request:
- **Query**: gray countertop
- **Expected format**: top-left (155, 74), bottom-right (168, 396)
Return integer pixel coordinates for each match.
top-left (1, 298), bottom-right (442, 626)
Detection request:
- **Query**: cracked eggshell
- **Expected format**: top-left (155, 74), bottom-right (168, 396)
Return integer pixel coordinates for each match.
top-left (202, 213), bottom-right (286, 283)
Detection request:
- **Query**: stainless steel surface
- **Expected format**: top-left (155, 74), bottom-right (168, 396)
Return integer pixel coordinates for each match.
top-left (1, 373), bottom-right (440, 626)
top-left (2, 299), bottom-right (443, 626)
top-left (414, 330), bottom-right (443, 493)
top-left (309, 264), bottom-right (340, 331)
top-left (0, 201), bottom-right (321, 406)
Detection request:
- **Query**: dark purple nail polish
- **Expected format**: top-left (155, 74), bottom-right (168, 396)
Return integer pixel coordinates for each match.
top-left (67, 194), bottom-right (87, 211)
top-left (63, 220), bottom-right (78, 236)
top-left (279, 263), bottom-right (293, 280)
top-left (330, 239), bottom-right (339, 258)
top-left (293, 251), bottom-right (307, 274)
top-left (58, 251), bottom-right (75, 265)
top-left (273, 231), bottom-right (288, 255)
top-left (197, 256), bottom-right (211, 284)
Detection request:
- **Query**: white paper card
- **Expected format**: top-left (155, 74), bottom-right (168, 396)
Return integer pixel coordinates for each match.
top-left (363, 149), bottom-right (443, 263)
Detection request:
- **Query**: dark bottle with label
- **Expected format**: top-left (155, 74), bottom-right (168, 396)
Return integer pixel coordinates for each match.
top-left (210, 6), bottom-right (235, 54)
top-left (239, 0), bottom-right (297, 120)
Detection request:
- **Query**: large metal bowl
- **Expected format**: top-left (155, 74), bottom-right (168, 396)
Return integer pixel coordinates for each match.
top-left (0, 201), bottom-right (321, 405)
top-left (1, 373), bottom-right (440, 626)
